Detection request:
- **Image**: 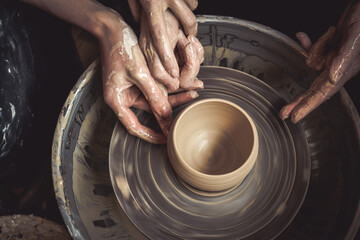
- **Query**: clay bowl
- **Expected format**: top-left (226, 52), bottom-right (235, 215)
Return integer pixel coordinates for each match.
top-left (167, 98), bottom-right (259, 192)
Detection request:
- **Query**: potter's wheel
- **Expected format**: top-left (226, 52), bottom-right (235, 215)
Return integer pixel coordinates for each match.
top-left (109, 66), bottom-right (311, 239)
top-left (52, 16), bottom-right (360, 240)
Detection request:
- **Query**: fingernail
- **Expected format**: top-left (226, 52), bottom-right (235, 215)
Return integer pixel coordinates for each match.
top-left (160, 104), bottom-right (172, 119)
top-left (189, 91), bottom-right (199, 99)
top-left (279, 107), bottom-right (289, 120)
top-left (280, 113), bottom-right (289, 120)
top-left (291, 115), bottom-right (300, 124)
top-left (189, 35), bottom-right (196, 43)
top-left (170, 68), bottom-right (179, 78)
top-left (170, 80), bottom-right (180, 91)
top-left (332, 69), bottom-right (343, 83)
top-left (196, 79), bottom-right (204, 89)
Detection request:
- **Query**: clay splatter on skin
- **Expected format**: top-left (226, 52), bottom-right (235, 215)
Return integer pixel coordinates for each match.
top-left (122, 28), bottom-right (138, 60)
top-left (108, 27), bottom-right (137, 61)
top-left (109, 11), bottom-right (139, 62)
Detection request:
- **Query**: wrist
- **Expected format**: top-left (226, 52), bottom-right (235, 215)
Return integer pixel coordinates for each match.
top-left (89, 8), bottom-right (128, 43)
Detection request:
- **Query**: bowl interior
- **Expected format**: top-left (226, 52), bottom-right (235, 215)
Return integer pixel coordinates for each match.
top-left (173, 99), bottom-right (255, 175)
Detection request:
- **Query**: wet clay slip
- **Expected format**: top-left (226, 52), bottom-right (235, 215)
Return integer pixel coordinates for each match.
top-left (168, 98), bottom-right (259, 192)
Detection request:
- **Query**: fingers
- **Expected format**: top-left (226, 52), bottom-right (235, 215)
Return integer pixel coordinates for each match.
top-left (133, 89), bottom-right (199, 112)
top-left (103, 84), bottom-right (167, 144)
top-left (168, 90), bottom-right (199, 107)
top-left (132, 90), bottom-right (200, 137)
top-left (117, 104), bottom-right (167, 144)
top-left (306, 26), bottom-right (336, 71)
top-left (140, 13), bottom-right (180, 91)
top-left (129, 48), bottom-right (174, 133)
top-left (281, 28), bottom-right (339, 123)
top-left (296, 32), bottom-right (312, 51)
top-left (189, 34), bottom-right (204, 64)
top-left (131, 68), bottom-right (172, 120)
top-left (280, 69), bottom-right (342, 123)
top-left (146, 47), bottom-right (180, 91)
top-left (164, 10), bottom-right (181, 47)
top-left (108, 43), bottom-right (173, 139)
top-left (177, 31), bottom-right (204, 89)
top-left (127, 0), bottom-right (141, 22)
top-left (167, 0), bottom-right (198, 36)
top-left (104, 72), bottom-right (171, 143)
top-left (183, 0), bottom-right (198, 10)
top-left (140, 1), bottom-right (180, 79)
top-left (280, 1), bottom-right (360, 124)
top-left (279, 94), bottom-right (305, 120)
top-left (134, 80), bottom-right (173, 137)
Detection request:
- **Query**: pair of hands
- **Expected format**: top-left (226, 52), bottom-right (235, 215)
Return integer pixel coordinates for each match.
top-left (106, 0), bottom-right (360, 141)
top-left (101, 0), bottom-right (203, 144)
top-left (280, 0), bottom-right (360, 123)
top-left (104, 0), bottom-right (360, 139)
top-left (23, 0), bottom-right (359, 136)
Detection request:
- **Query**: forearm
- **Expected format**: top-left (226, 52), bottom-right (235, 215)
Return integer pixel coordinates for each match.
top-left (21, 0), bottom-right (124, 40)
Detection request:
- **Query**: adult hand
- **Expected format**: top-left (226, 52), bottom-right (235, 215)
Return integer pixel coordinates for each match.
top-left (280, 0), bottom-right (360, 123)
top-left (20, 0), bottom-right (199, 143)
top-left (100, 13), bottom-right (196, 144)
top-left (139, 9), bottom-right (204, 92)
top-left (127, 0), bottom-right (198, 80)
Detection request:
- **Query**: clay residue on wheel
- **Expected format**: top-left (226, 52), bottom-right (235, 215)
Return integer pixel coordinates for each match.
top-left (202, 46), bottom-right (307, 101)
top-left (52, 60), bottom-right (99, 240)
top-left (72, 96), bottom-right (132, 239)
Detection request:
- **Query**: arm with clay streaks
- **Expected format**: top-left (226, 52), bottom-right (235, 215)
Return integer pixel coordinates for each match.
top-left (21, 0), bottom-right (201, 143)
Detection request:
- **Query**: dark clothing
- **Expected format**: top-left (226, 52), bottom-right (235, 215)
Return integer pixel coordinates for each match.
top-left (0, 1), bottom-right (36, 160)
top-left (0, 1), bottom-right (80, 219)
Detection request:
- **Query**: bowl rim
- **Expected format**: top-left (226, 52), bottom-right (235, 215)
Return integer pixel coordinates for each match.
top-left (169, 98), bottom-right (259, 180)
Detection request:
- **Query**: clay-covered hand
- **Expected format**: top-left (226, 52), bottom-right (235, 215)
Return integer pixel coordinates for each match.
top-left (139, 9), bottom-right (204, 92)
top-left (127, 0), bottom-right (198, 80)
top-left (280, 0), bottom-right (360, 123)
top-left (19, 0), bottom-right (193, 143)
top-left (100, 13), bottom-right (190, 144)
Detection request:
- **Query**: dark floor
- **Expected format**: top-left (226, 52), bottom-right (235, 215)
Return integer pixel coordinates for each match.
top-left (0, 0), bottom-right (359, 236)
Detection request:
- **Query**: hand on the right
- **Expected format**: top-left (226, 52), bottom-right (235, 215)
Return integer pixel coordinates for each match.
top-left (280, 0), bottom-right (360, 123)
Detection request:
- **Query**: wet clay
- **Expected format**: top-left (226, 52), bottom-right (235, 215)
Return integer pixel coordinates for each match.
top-left (168, 98), bottom-right (259, 192)
top-left (53, 16), bottom-right (360, 240)
top-left (108, 66), bottom-right (310, 240)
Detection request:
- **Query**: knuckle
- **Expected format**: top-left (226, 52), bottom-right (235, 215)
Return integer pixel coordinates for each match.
top-left (153, 70), bottom-right (167, 80)
top-left (126, 125), bottom-right (138, 136)
top-left (190, 0), bottom-right (198, 10)
top-left (132, 67), bottom-right (150, 81)
top-left (180, 80), bottom-right (192, 89)
top-left (103, 93), bottom-right (115, 107)
top-left (198, 45), bottom-right (204, 56)
top-left (329, 68), bottom-right (343, 85)
top-left (186, 16), bottom-right (197, 30)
